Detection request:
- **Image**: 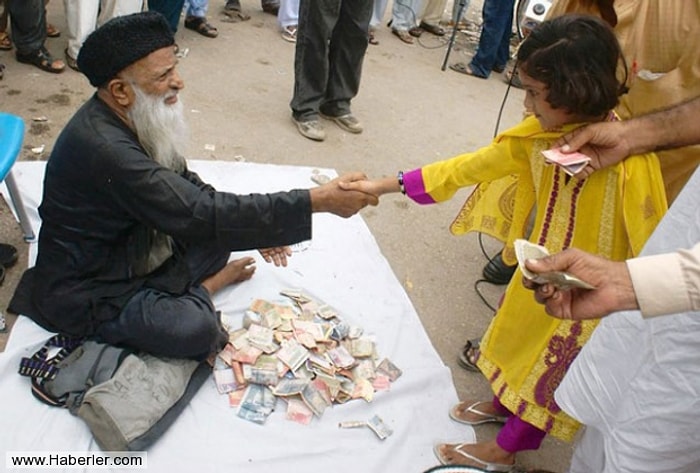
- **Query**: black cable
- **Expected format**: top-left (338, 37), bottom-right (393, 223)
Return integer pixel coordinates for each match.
top-left (474, 279), bottom-right (498, 313)
top-left (473, 58), bottom-right (520, 312)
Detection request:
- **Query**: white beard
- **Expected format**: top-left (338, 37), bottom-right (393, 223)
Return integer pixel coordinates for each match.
top-left (127, 84), bottom-right (188, 172)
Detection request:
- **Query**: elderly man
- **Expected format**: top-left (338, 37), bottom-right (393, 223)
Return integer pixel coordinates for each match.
top-left (9, 11), bottom-right (376, 361)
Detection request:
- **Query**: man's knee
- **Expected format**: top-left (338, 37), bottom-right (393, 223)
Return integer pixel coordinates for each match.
top-left (175, 312), bottom-right (227, 358)
top-left (103, 288), bottom-right (227, 359)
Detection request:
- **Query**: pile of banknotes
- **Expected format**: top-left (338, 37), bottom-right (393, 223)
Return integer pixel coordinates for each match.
top-left (211, 289), bottom-right (402, 428)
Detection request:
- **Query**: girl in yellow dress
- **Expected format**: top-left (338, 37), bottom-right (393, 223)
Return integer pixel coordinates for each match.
top-left (342, 14), bottom-right (667, 471)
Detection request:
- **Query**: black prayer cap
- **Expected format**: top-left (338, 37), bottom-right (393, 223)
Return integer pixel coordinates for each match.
top-left (77, 11), bottom-right (175, 88)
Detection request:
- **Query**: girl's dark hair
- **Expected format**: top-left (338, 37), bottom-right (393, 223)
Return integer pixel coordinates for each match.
top-left (517, 14), bottom-right (628, 118)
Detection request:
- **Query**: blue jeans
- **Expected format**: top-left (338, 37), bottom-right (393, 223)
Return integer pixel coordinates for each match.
top-left (148, 0), bottom-right (186, 32)
top-left (469, 0), bottom-right (515, 78)
top-left (185, 0), bottom-right (209, 17)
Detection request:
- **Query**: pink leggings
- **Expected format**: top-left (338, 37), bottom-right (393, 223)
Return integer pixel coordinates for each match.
top-left (492, 397), bottom-right (547, 453)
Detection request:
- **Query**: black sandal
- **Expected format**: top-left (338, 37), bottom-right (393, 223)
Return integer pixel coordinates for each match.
top-left (16, 47), bottom-right (65, 73)
top-left (457, 338), bottom-right (481, 372)
top-left (184, 16), bottom-right (219, 38)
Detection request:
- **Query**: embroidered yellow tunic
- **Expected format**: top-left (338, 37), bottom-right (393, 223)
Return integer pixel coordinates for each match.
top-left (403, 115), bottom-right (667, 441)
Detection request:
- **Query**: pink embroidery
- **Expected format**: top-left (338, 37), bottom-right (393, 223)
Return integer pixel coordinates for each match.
top-left (533, 323), bottom-right (583, 414)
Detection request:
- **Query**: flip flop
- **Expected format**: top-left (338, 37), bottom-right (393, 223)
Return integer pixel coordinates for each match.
top-left (420, 21), bottom-right (446, 36)
top-left (504, 68), bottom-right (523, 89)
top-left (449, 62), bottom-right (487, 79)
top-left (457, 338), bottom-right (481, 372)
top-left (392, 29), bottom-right (414, 44)
top-left (0, 32), bottom-right (12, 51)
top-left (368, 29), bottom-right (379, 45)
top-left (449, 400), bottom-right (509, 426)
top-left (434, 443), bottom-right (514, 471)
top-left (409, 26), bottom-right (423, 38)
top-left (46, 23), bottom-right (61, 38)
top-left (422, 465), bottom-right (491, 473)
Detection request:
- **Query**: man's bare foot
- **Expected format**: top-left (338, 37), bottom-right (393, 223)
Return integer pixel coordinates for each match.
top-left (436, 440), bottom-right (515, 468)
top-left (202, 257), bottom-right (256, 294)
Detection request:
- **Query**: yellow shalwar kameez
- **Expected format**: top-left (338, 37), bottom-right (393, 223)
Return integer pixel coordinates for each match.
top-left (404, 116), bottom-right (667, 440)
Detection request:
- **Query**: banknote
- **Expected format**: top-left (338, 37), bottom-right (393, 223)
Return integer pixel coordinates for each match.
top-left (367, 415), bottom-right (393, 440)
top-left (301, 379), bottom-right (331, 417)
top-left (213, 367), bottom-right (238, 394)
top-left (542, 147), bottom-right (591, 176)
top-left (285, 397), bottom-right (314, 425)
top-left (514, 239), bottom-right (595, 289)
top-left (376, 358), bottom-right (402, 382)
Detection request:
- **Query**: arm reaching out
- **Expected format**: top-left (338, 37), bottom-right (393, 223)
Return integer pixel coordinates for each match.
top-left (338, 176), bottom-right (401, 197)
top-left (555, 96), bottom-right (700, 179)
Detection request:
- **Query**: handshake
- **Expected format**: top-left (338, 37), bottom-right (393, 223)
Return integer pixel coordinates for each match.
top-left (309, 172), bottom-right (397, 218)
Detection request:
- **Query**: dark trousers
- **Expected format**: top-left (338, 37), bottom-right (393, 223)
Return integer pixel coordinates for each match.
top-left (96, 244), bottom-right (230, 360)
top-left (7, 0), bottom-right (46, 55)
top-left (469, 0), bottom-right (515, 78)
top-left (290, 0), bottom-right (372, 121)
top-left (148, 0), bottom-right (186, 33)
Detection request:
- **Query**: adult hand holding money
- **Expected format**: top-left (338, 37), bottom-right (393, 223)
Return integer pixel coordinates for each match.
top-left (515, 239), bottom-right (595, 290)
top-left (520, 245), bottom-right (639, 320)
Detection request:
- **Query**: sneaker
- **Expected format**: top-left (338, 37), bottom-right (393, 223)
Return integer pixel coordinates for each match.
top-left (281, 25), bottom-right (297, 43)
top-left (293, 117), bottom-right (326, 141)
top-left (482, 251), bottom-right (517, 285)
top-left (320, 113), bottom-right (363, 134)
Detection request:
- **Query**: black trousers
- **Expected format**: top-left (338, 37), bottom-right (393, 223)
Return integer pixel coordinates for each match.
top-left (96, 244), bottom-right (231, 361)
top-left (7, 0), bottom-right (46, 55)
top-left (290, 0), bottom-right (372, 121)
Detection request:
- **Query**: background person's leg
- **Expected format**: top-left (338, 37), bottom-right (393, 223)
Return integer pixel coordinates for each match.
top-left (147, 0), bottom-right (185, 32)
top-left (63, 0), bottom-right (99, 62)
top-left (320, 0), bottom-right (372, 118)
top-left (468, 0), bottom-right (514, 78)
top-left (7, 0), bottom-right (46, 55)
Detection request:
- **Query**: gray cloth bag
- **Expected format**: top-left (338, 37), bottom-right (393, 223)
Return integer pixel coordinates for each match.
top-left (77, 354), bottom-right (205, 451)
top-left (20, 337), bottom-right (210, 452)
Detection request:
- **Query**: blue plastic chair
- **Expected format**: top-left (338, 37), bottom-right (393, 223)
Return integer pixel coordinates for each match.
top-left (0, 112), bottom-right (36, 241)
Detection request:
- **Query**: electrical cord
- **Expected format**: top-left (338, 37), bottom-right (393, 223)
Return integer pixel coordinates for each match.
top-left (473, 58), bottom-right (521, 313)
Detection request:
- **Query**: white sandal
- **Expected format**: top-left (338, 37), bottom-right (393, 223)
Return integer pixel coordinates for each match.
top-left (433, 443), bottom-right (514, 472)
top-left (281, 25), bottom-right (297, 43)
top-left (449, 400), bottom-right (509, 425)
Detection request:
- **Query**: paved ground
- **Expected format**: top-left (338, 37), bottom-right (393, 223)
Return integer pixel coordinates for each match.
top-left (0, 1), bottom-right (573, 471)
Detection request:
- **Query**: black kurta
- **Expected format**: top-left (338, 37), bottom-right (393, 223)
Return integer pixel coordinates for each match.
top-left (10, 95), bottom-right (312, 337)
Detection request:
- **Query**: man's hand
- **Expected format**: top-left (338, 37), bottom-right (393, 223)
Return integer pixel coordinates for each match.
top-left (258, 246), bottom-right (292, 267)
top-left (554, 122), bottom-right (632, 180)
top-left (310, 172), bottom-right (379, 218)
top-left (522, 248), bottom-right (638, 320)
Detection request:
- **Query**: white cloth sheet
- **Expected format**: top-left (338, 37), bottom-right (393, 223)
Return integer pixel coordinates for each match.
top-left (0, 161), bottom-right (473, 472)
top-left (556, 168), bottom-right (700, 473)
